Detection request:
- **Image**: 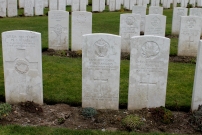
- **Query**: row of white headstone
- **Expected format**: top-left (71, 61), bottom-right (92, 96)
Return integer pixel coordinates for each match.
top-left (2, 30), bottom-right (202, 111)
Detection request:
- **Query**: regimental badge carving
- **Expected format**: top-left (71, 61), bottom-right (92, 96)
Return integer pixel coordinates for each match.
top-left (141, 41), bottom-right (160, 58)
top-left (186, 18), bottom-right (196, 28)
top-left (53, 24), bottom-right (63, 36)
top-left (151, 16), bottom-right (161, 27)
top-left (94, 38), bottom-right (110, 57)
top-left (15, 59), bottom-right (29, 74)
top-left (125, 16), bottom-right (136, 25)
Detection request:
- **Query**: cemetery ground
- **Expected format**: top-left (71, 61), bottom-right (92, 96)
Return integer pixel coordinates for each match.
top-left (0, 5), bottom-right (202, 135)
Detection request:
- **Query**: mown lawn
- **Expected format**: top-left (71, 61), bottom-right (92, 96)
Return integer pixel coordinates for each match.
top-left (0, 4), bottom-right (197, 134)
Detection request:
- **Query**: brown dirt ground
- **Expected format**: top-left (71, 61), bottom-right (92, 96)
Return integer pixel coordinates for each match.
top-left (0, 102), bottom-right (201, 134)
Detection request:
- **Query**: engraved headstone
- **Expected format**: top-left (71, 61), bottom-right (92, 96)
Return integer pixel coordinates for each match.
top-left (109, 0), bottom-right (116, 11)
top-left (24, 0), bottom-right (34, 16)
top-left (48, 10), bottom-right (69, 50)
top-left (49, 0), bottom-right (57, 11)
top-left (71, 11), bottom-right (92, 51)
top-left (132, 6), bottom-right (147, 32)
top-left (82, 33), bottom-right (121, 110)
top-left (178, 16), bottom-right (202, 56)
top-left (92, 0), bottom-right (99, 11)
top-left (80, 0), bottom-right (87, 11)
top-left (0, 0), bottom-right (6, 17)
top-left (149, 6), bottom-right (163, 15)
top-left (172, 7), bottom-right (188, 35)
top-left (144, 14), bottom-right (166, 36)
top-left (119, 13), bottom-right (141, 52)
top-left (7, 0), bottom-right (18, 17)
top-left (2, 30), bottom-right (43, 104)
top-left (189, 8), bottom-right (202, 35)
top-left (191, 40), bottom-right (202, 111)
top-left (128, 35), bottom-right (170, 110)
top-left (58, 0), bottom-right (66, 11)
top-left (35, 0), bottom-right (44, 16)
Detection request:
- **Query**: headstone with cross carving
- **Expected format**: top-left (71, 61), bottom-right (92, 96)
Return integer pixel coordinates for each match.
top-left (35, 0), bottom-right (44, 16)
top-left (149, 6), bottom-right (163, 15)
top-left (48, 10), bottom-right (69, 50)
top-left (192, 40), bottom-right (202, 111)
top-left (7, 0), bottom-right (18, 17)
top-left (119, 13), bottom-right (141, 53)
top-left (132, 6), bottom-right (147, 33)
top-left (178, 16), bottom-right (202, 56)
top-left (71, 11), bottom-right (92, 51)
top-left (144, 14), bottom-right (166, 36)
top-left (2, 30), bottom-right (43, 104)
top-left (128, 35), bottom-right (170, 110)
top-left (82, 34), bottom-right (121, 110)
top-left (172, 7), bottom-right (188, 35)
top-left (0, 0), bottom-right (6, 17)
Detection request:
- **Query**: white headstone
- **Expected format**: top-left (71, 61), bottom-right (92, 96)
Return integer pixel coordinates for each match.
top-left (72, 0), bottom-right (80, 11)
top-left (171, 7), bottom-right (188, 35)
top-left (190, 8), bottom-right (202, 36)
top-left (48, 11), bottom-right (69, 50)
top-left (144, 14), bottom-right (166, 37)
top-left (191, 40), bottom-right (202, 111)
top-left (7, 0), bottom-right (18, 17)
top-left (58, 0), bottom-right (66, 11)
top-left (149, 6), bottom-right (163, 15)
top-left (178, 16), bottom-right (202, 56)
top-left (80, 0), bottom-right (87, 11)
top-left (100, 0), bottom-right (105, 12)
top-left (24, 0), bottom-right (34, 16)
top-left (44, 0), bottom-right (49, 7)
top-left (82, 33), bottom-right (121, 110)
top-left (124, 0), bottom-right (130, 10)
top-left (128, 35), bottom-right (170, 110)
top-left (92, 0), bottom-right (99, 11)
top-left (66, 0), bottom-right (72, 5)
top-left (49, 0), bottom-right (57, 11)
top-left (109, 0), bottom-right (116, 11)
top-left (71, 11), bottom-right (92, 51)
top-left (2, 30), bottom-right (43, 105)
top-left (132, 6), bottom-right (147, 32)
top-left (115, 0), bottom-right (121, 10)
top-left (35, 0), bottom-right (44, 16)
top-left (0, 0), bottom-right (6, 17)
top-left (19, 0), bottom-right (25, 8)
top-left (119, 13), bottom-right (141, 52)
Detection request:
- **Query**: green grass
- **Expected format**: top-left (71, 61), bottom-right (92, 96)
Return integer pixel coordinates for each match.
top-left (0, 5), bottom-right (197, 110)
top-left (0, 125), bottom-right (178, 135)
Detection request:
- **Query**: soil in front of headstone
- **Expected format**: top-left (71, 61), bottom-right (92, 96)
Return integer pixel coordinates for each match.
top-left (0, 102), bottom-right (201, 134)
top-left (43, 49), bottom-right (197, 64)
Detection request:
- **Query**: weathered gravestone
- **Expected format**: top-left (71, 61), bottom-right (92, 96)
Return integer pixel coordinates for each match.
top-left (71, 11), bottom-right (92, 51)
top-left (2, 30), bottom-right (43, 104)
top-left (58, 0), bottom-right (66, 11)
top-left (0, 0), bottom-right (6, 17)
top-left (48, 10), bottom-right (69, 50)
top-left (24, 0), bottom-right (34, 16)
top-left (128, 35), bottom-right (170, 110)
top-left (144, 14), bottom-right (166, 37)
top-left (119, 13), bottom-right (141, 52)
top-left (132, 6), bottom-right (146, 33)
top-left (191, 40), bottom-right (202, 111)
top-left (82, 34), bottom-right (121, 110)
top-left (35, 0), bottom-right (44, 16)
top-left (49, 0), bottom-right (57, 11)
top-left (172, 7), bottom-right (188, 35)
top-left (149, 6), bottom-right (163, 15)
top-left (178, 16), bottom-right (202, 57)
top-left (7, 0), bottom-right (18, 17)
top-left (189, 8), bottom-right (202, 36)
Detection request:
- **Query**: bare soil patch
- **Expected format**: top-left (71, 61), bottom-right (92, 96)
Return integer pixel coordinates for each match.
top-left (0, 102), bottom-right (201, 134)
